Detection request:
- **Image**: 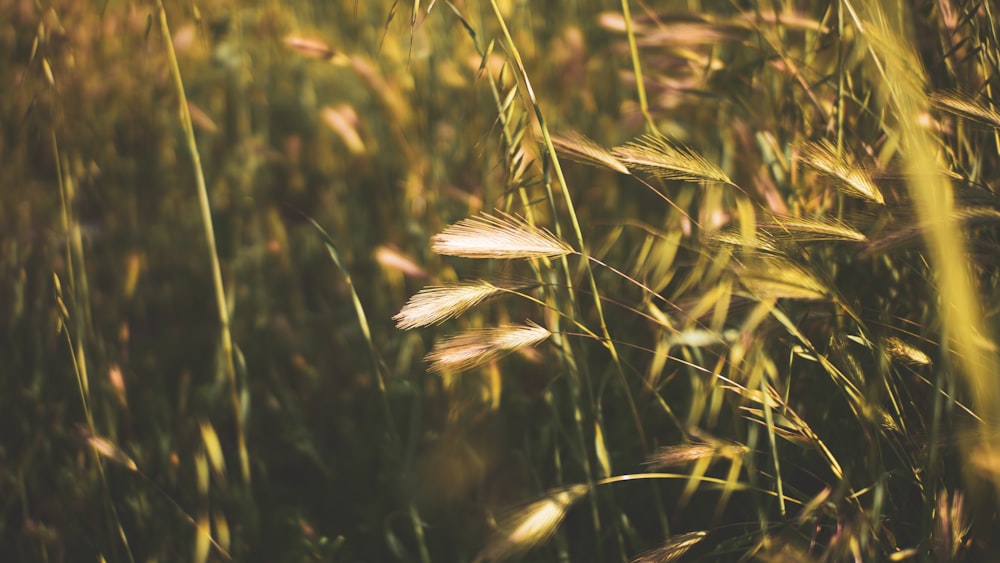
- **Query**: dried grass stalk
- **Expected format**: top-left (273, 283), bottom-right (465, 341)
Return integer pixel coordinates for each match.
top-left (631, 530), bottom-right (707, 563)
top-left (394, 280), bottom-right (527, 329)
top-left (474, 484), bottom-right (590, 563)
top-left (426, 321), bottom-right (551, 373)
top-left (799, 139), bottom-right (884, 204)
top-left (551, 131), bottom-right (631, 174)
top-left (612, 134), bottom-right (732, 184)
top-left (431, 212), bottom-right (574, 259)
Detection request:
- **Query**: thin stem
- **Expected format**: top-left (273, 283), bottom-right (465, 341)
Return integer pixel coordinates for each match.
top-left (157, 4), bottom-right (249, 484)
top-left (619, 0), bottom-right (659, 133)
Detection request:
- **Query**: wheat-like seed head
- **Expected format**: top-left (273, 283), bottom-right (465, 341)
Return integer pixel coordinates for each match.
top-left (931, 91), bottom-right (1000, 129)
top-left (612, 133), bottom-right (732, 184)
top-left (551, 131), bottom-right (631, 174)
top-left (643, 437), bottom-right (748, 470)
top-left (799, 140), bottom-right (884, 204)
top-left (431, 212), bottom-right (574, 259)
top-left (642, 444), bottom-right (719, 469)
top-left (739, 257), bottom-right (830, 301)
top-left (474, 484), bottom-right (590, 563)
top-left (394, 280), bottom-right (507, 329)
top-left (757, 215), bottom-right (868, 242)
top-left (882, 336), bottom-right (932, 366)
top-left (425, 321), bottom-right (551, 373)
top-left (85, 432), bottom-right (139, 471)
top-left (631, 531), bottom-right (708, 563)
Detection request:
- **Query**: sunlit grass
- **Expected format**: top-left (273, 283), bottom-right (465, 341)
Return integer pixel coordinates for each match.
top-left (4, 0), bottom-right (1000, 561)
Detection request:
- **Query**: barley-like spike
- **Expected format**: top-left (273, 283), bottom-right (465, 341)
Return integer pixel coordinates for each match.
top-left (758, 215), bottom-right (868, 242)
top-left (474, 484), bottom-right (589, 563)
top-left (431, 212), bottom-right (574, 259)
top-left (642, 444), bottom-right (718, 469)
top-left (394, 280), bottom-right (516, 329)
top-left (799, 139), bottom-right (884, 204)
top-left (739, 257), bottom-right (830, 301)
top-left (631, 531), bottom-right (708, 563)
top-left (612, 134), bottom-right (731, 184)
top-left (85, 433), bottom-right (139, 472)
top-left (882, 337), bottom-right (932, 366)
top-left (931, 91), bottom-right (1000, 129)
top-left (551, 131), bottom-right (631, 174)
top-left (425, 321), bottom-right (551, 373)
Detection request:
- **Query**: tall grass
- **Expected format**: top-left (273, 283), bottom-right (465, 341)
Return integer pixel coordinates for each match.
top-left (3, 0), bottom-right (1000, 561)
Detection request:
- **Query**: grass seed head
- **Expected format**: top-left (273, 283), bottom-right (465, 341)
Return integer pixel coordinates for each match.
top-left (394, 280), bottom-right (507, 329)
top-left (799, 139), bottom-right (884, 205)
top-left (475, 484), bottom-right (589, 563)
top-left (739, 257), bottom-right (830, 301)
top-left (631, 530), bottom-right (707, 563)
top-left (612, 134), bottom-right (732, 184)
top-left (551, 131), bottom-right (631, 175)
top-left (425, 321), bottom-right (551, 373)
top-left (643, 444), bottom-right (719, 469)
top-left (431, 212), bottom-right (574, 259)
top-left (931, 91), bottom-right (1000, 129)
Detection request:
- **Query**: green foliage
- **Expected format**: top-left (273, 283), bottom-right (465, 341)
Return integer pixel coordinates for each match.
top-left (3, 0), bottom-right (1000, 561)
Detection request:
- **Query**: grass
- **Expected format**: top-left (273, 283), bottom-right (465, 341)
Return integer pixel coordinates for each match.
top-left (3, 0), bottom-right (1000, 561)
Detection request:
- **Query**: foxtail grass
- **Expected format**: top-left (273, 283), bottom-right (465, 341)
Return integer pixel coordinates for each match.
top-left (394, 280), bottom-right (537, 329)
top-left (424, 322), bottom-right (552, 374)
top-left (612, 133), bottom-right (733, 185)
top-left (430, 212), bottom-right (574, 259)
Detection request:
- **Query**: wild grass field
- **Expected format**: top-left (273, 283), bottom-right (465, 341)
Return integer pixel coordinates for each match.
top-left (4, 0), bottom-right (1000, 561)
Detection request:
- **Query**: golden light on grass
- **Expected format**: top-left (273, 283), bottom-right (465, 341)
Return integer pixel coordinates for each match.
top-left (431, 212), bottom-right (573, 259)
top-left (859, 0), bottom-right (1000, 499)
top-left (425, 321), bottom-right (551, 373)
top-left (474, 484), bottom-right (590, 563)
top-left (612, 133), bottom-right (732, 184)
top-left (799, 139), bottom-right (884, 205)
top-left (394, 280), bottom-right (533, 329)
